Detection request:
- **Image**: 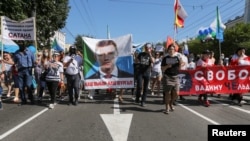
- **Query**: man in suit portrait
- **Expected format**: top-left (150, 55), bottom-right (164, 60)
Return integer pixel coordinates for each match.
top-left (88, 39), bottom-right (133, 79)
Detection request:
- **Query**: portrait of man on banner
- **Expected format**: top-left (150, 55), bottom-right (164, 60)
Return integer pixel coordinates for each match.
top-left (83, 34), bottom-right (134, 89)
top-left (88, 39), bottom-right (133, 79)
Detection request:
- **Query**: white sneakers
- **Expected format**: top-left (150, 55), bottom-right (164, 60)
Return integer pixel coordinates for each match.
top-left (88, 95), bottom-right (93, 100)
top-left (48, 103), bottom-right (56, 109)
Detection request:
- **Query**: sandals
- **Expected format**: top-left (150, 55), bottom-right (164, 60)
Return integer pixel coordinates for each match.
top-left (170, 107), bottom-right (175, 112)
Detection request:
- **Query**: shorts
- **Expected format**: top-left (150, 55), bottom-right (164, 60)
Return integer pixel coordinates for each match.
top-left (151, 70), bottom-right (162, 78)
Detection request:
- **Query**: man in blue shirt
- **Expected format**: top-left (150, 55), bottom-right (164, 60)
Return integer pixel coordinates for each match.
top-left (14, 42), bottom-right (35, 105)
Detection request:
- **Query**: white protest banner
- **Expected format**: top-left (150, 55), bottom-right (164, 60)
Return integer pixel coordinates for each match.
top-left (1, 16), bottom-right (35, 40)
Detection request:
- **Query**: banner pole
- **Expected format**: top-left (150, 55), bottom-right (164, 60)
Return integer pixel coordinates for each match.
top-left (1, 16), bottom-right (3, 59)
top-left (33, 17), bottom-right (38, 58)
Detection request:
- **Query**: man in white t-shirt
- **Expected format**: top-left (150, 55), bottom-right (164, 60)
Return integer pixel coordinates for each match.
top-left (63, 46), bottom-right (82, 106)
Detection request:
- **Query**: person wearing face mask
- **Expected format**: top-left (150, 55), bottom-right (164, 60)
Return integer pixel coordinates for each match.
top-left (63, 46), bottom-right (82, 106)
top-left (14, 41), bottom-right (35, 105)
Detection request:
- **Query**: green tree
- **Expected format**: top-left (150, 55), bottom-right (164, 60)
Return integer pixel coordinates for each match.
top-left (0, 0), bottom-right (70, 50)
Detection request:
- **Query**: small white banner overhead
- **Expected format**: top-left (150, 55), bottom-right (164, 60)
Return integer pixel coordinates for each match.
top-left (1, 16), bottom-right (35, 40)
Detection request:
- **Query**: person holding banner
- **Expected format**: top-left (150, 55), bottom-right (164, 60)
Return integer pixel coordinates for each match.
top-left (229, 47), bottom-right (249, 106)
top-left (196, 50), bottom-right (214, 107)
top-left (161, 44), bottom-right (182, 114)
top-left (14, 42), bottom-right (35, 105)
top-left (88, 40), bottom-right (133, 79)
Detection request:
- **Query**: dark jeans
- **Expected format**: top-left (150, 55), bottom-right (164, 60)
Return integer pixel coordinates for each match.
top-left (18, 68), bottom-right (33, 103)
top-left (38, 80), bottom-right (47, 98)
top-left (66, 74), bottom-right (80, 103)
top-left (46, 81), bottom-right (59, 104)
top-left (136, 71), bottom-right (150, 103)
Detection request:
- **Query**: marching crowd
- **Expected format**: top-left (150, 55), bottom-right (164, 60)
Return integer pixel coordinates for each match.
top-left (0, 42), bottom-right (249, 114)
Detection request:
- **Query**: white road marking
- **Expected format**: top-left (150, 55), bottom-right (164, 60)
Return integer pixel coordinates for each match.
top-left (0, 108), bottom-right (48, 140)
top-left (178, 103), bottom-right (220, 125)
top-left (101, 97), bottom-right (133, 141)
top-left (209, 98), bottom-right (250, 114)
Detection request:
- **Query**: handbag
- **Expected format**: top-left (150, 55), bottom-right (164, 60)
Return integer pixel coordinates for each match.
top-left (32, 78), bottom-right (37, 89)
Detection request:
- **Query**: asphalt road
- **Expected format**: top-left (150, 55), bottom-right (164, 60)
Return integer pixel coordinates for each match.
top-left (0, 89), bottom-right (250, 141)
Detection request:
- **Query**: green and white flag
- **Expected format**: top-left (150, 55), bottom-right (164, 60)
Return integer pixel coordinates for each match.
top-left (82, 34), bottom-right (134, 90)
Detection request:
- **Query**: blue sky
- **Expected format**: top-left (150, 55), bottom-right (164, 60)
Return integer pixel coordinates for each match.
top-left (61, 0), bottom-right (245, 45)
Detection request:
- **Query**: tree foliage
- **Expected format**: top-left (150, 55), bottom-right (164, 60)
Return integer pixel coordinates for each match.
top-left (0, 0), bottom-right (70, 49)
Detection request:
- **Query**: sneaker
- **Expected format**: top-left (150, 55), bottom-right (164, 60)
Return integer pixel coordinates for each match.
top-left (204, 100), bottom-right (210, 107)
top-left (151, 92), bottom-right (154, 96)
top-left (48, 104), bottom-right (54, 109)
top-left (232, 99), bottom-right (238, 104)
top-left (241, 100), bottom-right (247, 104)
top-left (73, 100), bottom-right (78, 106)
top-left (141, 102), bottom-right (146, 107)
top-left (88, 95), bottom-right (93, 100)
top-left (163, 110), bottom-right (169, 114)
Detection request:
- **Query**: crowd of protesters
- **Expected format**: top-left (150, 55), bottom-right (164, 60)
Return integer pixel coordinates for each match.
top-left (0, 42), bottom-right (249, 112)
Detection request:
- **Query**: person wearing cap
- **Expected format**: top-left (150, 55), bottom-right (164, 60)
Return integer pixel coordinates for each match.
top-left (135, 43), bottom-right (155, 107)
top-left (63, 46), bottom-right (82, 105)
top-left (161, 44), bottom-right (183, 114)
top-left (196, 50), bottom-right (214, 107)
top-left (14, 42), bottom-right (35, 105)
top-left (45, 52), bottom-right (64, 109)
top-left (229, 47), bottom-right (249, 106)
